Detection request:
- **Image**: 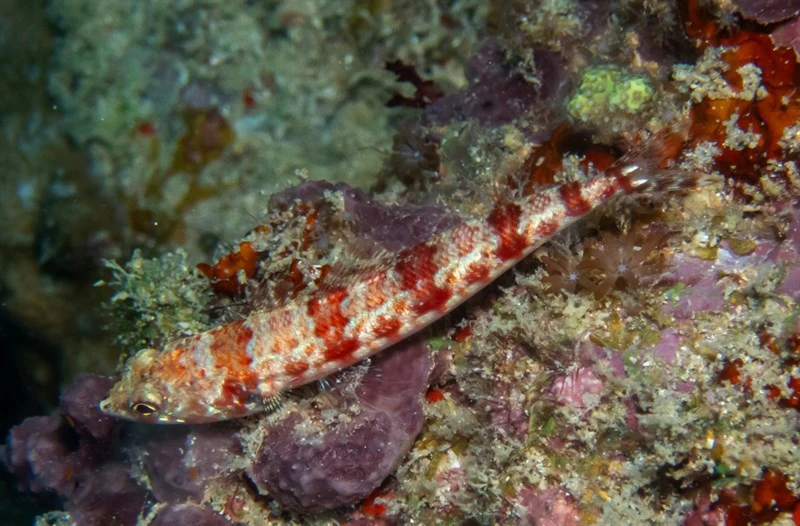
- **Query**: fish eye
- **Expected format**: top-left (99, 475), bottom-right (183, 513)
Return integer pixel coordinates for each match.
top-left (131, 401), bottom-right (159, 416)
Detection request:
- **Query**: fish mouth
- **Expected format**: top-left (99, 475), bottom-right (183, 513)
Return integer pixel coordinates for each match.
top-left (98, 396), bottom-right (132, 420)
top-left (98, 397), bottom-right (112, 414)
top-left (98, 396), bottom-right (132, 421)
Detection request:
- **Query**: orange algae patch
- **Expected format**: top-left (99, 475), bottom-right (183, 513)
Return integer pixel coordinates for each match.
top-left (510, 124), bottom-right (622, 197)
top-left (777, 376), bottom-right (800, 410)
top-left (682, 0), bottom-right (800, 192)
top-left (198, 242), bottom-right (258, 295)
top-left (128, 107), bottom-right (237, 243)
top-left (451, 324), bottom-right (473, 343)
top-left (752, 470), bottom-right (798, 519)
top-left (170, 107), bottom-right (235, 175)
top-left (718, 358), bottom-right (745, 385)
top-left (512, 124), bottom-right (574, 193)
top-left (579, 148), bottom-right (617, 174)
top-left (242, 87), bottom-right (256, 110)
top-left (425, 389), bottom-right (445, 403)
top-left (360, 488), bottom-right (391, 517)
top-left (136, 121), bottom-right (157, 137)
top-left (681, 0), bottom-right (727, 47)
top-left (711, 469), bottom-right (800, 525)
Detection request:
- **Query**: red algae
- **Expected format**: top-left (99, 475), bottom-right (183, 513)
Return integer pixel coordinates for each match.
top-left (197, 242), bottom-right (258, 295)
top-left (681, 0), bottom-right (800, 194)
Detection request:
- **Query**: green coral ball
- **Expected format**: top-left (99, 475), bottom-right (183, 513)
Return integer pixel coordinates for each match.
top-left (567, 65), bottom-right (654, 124)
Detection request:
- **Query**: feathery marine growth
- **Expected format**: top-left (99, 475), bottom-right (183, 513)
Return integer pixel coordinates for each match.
top-left (100, 157), bottom-right (685, 424)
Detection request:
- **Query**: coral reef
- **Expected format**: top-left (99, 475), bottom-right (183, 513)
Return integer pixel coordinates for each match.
top-left (3, 0), bottom-right (800, 524)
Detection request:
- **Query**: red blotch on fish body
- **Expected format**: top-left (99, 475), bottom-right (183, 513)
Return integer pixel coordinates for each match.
top-left (611, 169), bottom-right (635, 195)
top-left (284, 360), bottom-right (310, 377)
top-left (461, 261), bottom-right (491, 286)
top-left (487, 202), bottom-right (527, 261)
top-left (210, 320), bottom-right (254, 371)
top-left (221, 379), bottom-right (249, 408)
top-left (412, 285), bottom-right (453, 315)
top-left (395, 244), bottom-right (439, 290)
top-left (236, 324), bottom-right (254, 346)
top-left (558, 182), bottom-right (591, 217)
top-left (395, 243), bottom-right (453, 314)
top-left (324, 337), bottom-right (360, 362)
top-left (372, 316), bottom-right (402, 340)
top-left (597, 167), bottom-right (634, 199)
top-left (308, 287), bottom-right (350, 345)
top-left (536, 219), bottom-right (559, 238)
top-left (206, 322), bottom-right (259, 403)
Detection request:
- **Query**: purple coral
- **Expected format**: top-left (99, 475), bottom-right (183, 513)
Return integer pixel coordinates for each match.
top-left (68, 462), bottom-right (146, 526)
top-left (550, 368), bottom-right (605, 409)
top-left (137, 424), bottom-right (242, 503)
top-left (427, 40), bottom-right (568, 128)
top-left (773, 17), bottom-right (800, 54)
top-left (246, 340), bottom-right (433, 513)
top-left (3, 375), bottom-right (146, 526)
top-left (3, 364), bottom-right (241, 526)
top-left (151, 502), bottom-right (231, 526)
top-left (517, 487), bottom-right (580, 526)
top-left (733, 0), bottom-right (800, 23)
top-left (269, 179), bottom-right (458, 252)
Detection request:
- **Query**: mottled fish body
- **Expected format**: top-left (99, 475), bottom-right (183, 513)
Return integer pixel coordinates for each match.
top-left (101, 163), bottom-right (662, 423)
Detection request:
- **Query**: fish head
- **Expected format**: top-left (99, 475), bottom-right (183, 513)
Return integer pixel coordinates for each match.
top-left (99, 347), bottom-right (225, 424)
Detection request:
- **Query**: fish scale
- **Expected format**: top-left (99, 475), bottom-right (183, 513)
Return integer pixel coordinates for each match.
top-left (100, 165), bottom-right (650, 423)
